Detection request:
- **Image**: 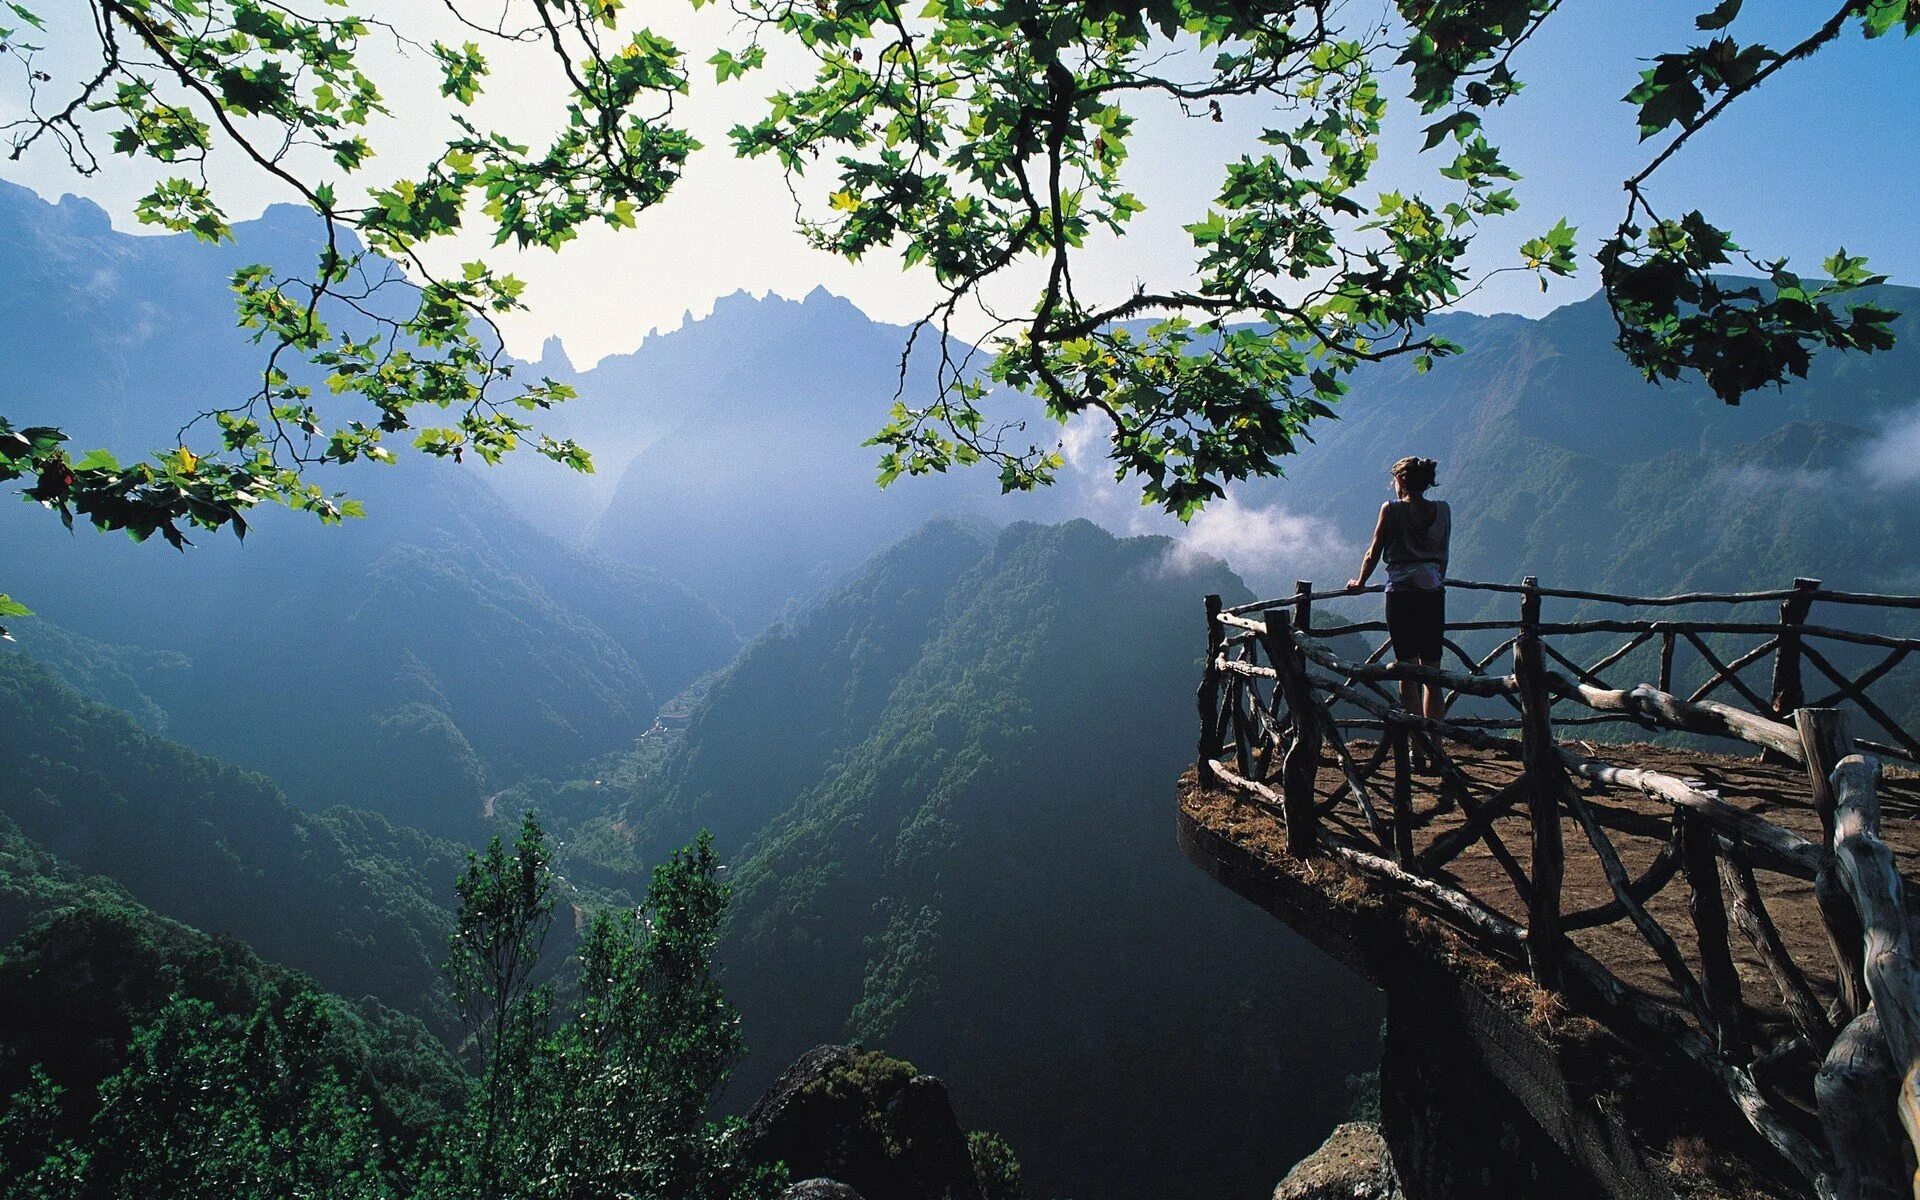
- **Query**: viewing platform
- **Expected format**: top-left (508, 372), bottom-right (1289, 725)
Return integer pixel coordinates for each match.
top-left (1180, 578), bottom-right (1920, 1199)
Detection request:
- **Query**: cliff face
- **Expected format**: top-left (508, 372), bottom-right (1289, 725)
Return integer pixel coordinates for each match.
top-left (1180, 795), bottom-right (1807, 1200)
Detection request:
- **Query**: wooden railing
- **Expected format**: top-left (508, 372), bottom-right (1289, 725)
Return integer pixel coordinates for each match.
top-left (1193, 577), bottom-right (1920, 1199)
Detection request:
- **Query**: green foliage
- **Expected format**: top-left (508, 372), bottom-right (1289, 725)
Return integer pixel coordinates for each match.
top-left (0, 821), bottom-right (471, 1195)
top-left (968, 1131), bottom-right (1027, 1200)
top-left (448, 812), bottom-right (556, 1063)
top-left (3, 0), bottom-right (1909, 593)
top-left (714, 0), bottom-right (1909, 513)
top-left (1597, 2), bottom-right (1912, 401)
top-left (0, 593), bottom-right (29, 642)
top-left (0, 987), bottom-right (410, 1200)
top-left (81, 993), bottom-right (392, 1200)
top-left (436, 823), bottom-right (780, 1200)
top-left (1, 0), bottom-right (696, 557)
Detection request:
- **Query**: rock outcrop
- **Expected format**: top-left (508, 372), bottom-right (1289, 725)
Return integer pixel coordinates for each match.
top-left (782, 1181), bottom-right (868, 1200)
top-left (748, 1045), bottom-right (984, 1200)
top-left (1275, 1123), bottom-right (1402, 1200)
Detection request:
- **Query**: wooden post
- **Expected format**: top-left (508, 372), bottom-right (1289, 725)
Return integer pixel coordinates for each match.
top-left (1816, 1009), bottom-right (1908, 1200)
top-left (1515, 577), bottom-right (1566, 991)
top-left (1800, 707), bottom-right (1870, 1022)
top-left (1659, 631), bottom-right (1676, 696)
top-left (1766, 578), bottom-right (1819, 764)
top-left (1196, 594), bottom-right (1224, 787)
top-left (1264, 610), bottom-right (1321, 857)
top-left (1229, 679), bottom-right (1254, 780)
top-left (1390, 724), bottom-right (1415, 867)
top-left (1293, 580), bottom-right (1313, 634)
top-left (1679, 811), bottom-right (1747, 1062)
top-left (1798, 707), bottom-right (1853, 849)
top-left (1829, 753), bottom-right (1920, 1181)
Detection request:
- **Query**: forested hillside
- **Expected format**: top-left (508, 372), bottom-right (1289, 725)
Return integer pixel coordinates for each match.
top-left (0, 814), bottom-right (466, 1151)
top-left (0, 651), bottom-right (464, 1019)
top-left (502, 519), bottom-right (1386, 1200)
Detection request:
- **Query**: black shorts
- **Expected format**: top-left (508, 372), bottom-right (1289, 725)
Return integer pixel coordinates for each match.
top-left (1386, 587), bottom-right (1446, 663)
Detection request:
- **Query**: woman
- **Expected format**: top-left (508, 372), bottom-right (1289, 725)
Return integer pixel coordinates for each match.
top-left (1347, 456), bottom-right (1450, 727)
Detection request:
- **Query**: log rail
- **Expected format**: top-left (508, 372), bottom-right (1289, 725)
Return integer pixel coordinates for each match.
top-left (1194, 576), bottom-right (1920, 1199)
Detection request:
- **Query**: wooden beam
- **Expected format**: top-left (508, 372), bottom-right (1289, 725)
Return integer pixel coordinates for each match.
top-left (1682, 811), bottom-right (1748, 1062)
top-left (1545, 673), bottom-right (1804, 761)
top-left (1803, 643), bottom-right (1920, 764)
top-left (1719, 840), bottom-right (1834, 1051)
top-left (1264, 610), bottom-right (1321, 857)
top-left (1564, 789), bottom-right (1715, 1033)
top-left (1556, 751), bottom-right (1823, 880)
top-left (1771, 577), bottom-right (1820, 725)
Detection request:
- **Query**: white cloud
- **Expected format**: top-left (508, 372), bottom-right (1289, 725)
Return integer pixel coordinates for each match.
top-left (1864, 404), bottom-right (1920, 489)
top-left (1713, 462), bottom-right (1836, 496)
top-left (1148, 493), bottom-right (1355, 591)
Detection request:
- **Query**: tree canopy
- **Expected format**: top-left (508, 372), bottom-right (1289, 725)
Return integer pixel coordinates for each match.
top-left (0, 0), bottom-right (1912, 622)
top-left (0, 816), bottom-right (786, 1199)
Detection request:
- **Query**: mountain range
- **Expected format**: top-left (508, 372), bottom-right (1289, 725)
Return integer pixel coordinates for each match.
top-left (5, 176), bottom-right (1920, 1198)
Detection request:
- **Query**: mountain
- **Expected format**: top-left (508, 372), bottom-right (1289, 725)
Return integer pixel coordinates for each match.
top-left (1236, 284), bottom-right (1920, 602)
top-left (503, 519), bottom-right (1387, 1200)
top-left (0, 649), bottom-right (465, 1020)
top-left (574, 288), bottom-right (1028, 631)
top-left (0, 182), bottom-right (742, 832)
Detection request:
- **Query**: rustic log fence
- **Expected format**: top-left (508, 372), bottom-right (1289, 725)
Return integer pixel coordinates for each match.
top-left (1194, 577), bottom-right (1920, 1199)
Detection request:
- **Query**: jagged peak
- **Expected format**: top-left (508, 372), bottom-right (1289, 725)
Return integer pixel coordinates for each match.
top-left (535, 335), bottom-right (574, 373)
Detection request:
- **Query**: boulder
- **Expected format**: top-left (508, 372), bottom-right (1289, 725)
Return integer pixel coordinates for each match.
top-left (1275, 1122), bottom-right (1402, 1200)
top-left (782, 1180), bottom-right (867, 1200)
top-left (749, 1045), bottom-right (983, 1200)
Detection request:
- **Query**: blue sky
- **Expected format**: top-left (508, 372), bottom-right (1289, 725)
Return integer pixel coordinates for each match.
top-left (2, 0), bottom-right (1914, 366)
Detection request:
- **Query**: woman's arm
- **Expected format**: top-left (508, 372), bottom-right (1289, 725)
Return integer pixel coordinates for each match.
top-left (1348, 503), bottom-right (1391, 590)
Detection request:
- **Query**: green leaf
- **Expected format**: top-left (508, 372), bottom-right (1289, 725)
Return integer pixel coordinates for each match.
top-left (1696, 0), bottom-right (1742, 30)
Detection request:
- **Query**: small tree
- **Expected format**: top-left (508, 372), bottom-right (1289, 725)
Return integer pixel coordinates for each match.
top-left (522, 835), bottom-right (774, 1200)
top-left (438, 819), bottom-right (779, 1200)
top-left (444, 811), bottom-right (558, 1188)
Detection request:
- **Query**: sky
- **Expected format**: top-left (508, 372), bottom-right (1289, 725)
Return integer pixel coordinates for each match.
top-left (2, 0), bottom-right (1916, 369)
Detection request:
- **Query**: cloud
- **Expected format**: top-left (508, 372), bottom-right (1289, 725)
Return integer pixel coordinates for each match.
top-left (1864, 404), bottom-right (1920, 489)
top-left (1058, 409), bottom-right (1108, 469)
top-left (1047, 409), bottom-right (1355, 590)
top-left (1712, 462), bottom-right (1836, 496)
top-left (1149, 493), bottom-right (1356, 590)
